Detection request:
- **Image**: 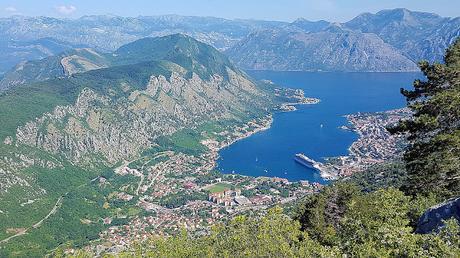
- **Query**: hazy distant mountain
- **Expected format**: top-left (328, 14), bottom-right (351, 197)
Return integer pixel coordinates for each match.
top-left (0, 15), bottom-right (287, 74)
top-left (344, 8), bottom-right (460, 62)
top-left (290, 18), bottom-right (331, 33)
top-left (0, 9), bottom-right (457, 73)
top-left (227, 26), bottom-right (418, 72)
top-left (0, 15), bottom-right (286, 51)
top-left (228, 9), bottom-right (459, 71)
top-left (0, 37), bottom-right (84, 75)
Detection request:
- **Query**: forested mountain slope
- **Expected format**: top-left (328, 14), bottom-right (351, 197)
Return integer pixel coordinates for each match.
top-left (0, 34), bottom-right (278, 256)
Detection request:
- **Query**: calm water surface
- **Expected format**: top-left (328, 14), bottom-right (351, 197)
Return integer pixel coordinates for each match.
top-left (217, 71), bottom-right (420, 183)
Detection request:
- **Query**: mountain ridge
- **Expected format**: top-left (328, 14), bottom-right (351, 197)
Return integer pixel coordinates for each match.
top-left (0, 34), bottom-right (242, 91)
top-left (0, 34), bottom-right (287, 255)
top-left (0, 9), bottom-right (458, 73)
top-left (226, 28), bottom-right (419, 72)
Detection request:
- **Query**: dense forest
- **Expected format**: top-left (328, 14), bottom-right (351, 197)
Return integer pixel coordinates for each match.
top-left (62, 39), bottom-right (460, 257)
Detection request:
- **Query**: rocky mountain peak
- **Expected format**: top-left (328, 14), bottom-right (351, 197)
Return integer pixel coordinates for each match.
top-left (291, 19), bottom-right (331, 33)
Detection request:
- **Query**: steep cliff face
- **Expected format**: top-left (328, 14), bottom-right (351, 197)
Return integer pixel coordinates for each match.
top-left (0, 34), bottom-right (271, 198)
top-left (14, 69), bottom-right (264, 167)
top-left (416, 197), bottom-right (460, 234)
top-left (227, 28), bottom-right (418, 72)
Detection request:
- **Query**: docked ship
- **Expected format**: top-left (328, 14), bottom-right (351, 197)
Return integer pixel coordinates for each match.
top-left (294, 153), bottom-right (321, 170)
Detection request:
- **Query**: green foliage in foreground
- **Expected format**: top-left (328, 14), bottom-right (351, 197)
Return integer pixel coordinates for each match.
top-left (64, 186), bottom-right (460, 258)
top-left (389, 38), bottom-right (460, 198)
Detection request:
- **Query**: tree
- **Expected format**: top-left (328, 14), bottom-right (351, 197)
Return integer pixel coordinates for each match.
top-left (389, 38), bottom-right (460, 198)
top-left (295, 183), bottom-right (361, 245)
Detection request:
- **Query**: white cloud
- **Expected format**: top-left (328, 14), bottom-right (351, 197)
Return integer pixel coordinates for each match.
top-left (4, 6), bottom-right (17, 12)
top-left (55, 5), bottom-right (77, 15)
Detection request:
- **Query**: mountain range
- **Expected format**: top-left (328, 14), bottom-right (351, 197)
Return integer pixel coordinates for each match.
top-left (0, 15), bottom-right (285, 75)
top-left (0, 8), bottom-right (458, 74)
top-left (228, 8), bottom-right (460, 72)
top-left (0, 34), bottom-right (289, 255)
top-left (226, 25), bottom-right (418, 72)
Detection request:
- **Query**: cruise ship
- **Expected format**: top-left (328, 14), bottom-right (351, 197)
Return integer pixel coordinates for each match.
top-left (294, 153), bottom-right (321, 170)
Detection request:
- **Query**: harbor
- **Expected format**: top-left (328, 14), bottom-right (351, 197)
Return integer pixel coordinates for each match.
top-left (217, 71), bottom-right (418, 183)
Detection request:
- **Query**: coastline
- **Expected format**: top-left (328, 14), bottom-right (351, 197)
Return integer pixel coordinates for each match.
top-left (279, 98), bottom-right (320, 112)
top-left (202, 114), bottom-right (274, 172)
top-left (204, 100), bottom-right (408, 182)
top-left (318, 108), bottom-right (410, 179)
top-left (203, 91), bottom-right (320, 181)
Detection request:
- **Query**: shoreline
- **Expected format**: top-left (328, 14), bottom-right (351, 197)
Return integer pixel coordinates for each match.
top-left (207, 104), bottom-right (410, 182)
top-left (202, 114), bottom-right (274, 173)
top-left (203, 93), bottom-right (320, 182)
top-left (318, 108), bottom-right (410, 179)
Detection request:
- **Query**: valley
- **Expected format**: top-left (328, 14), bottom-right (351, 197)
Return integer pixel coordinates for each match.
top-left (0, 9), bottom-right (458, 75)
top-left (0, 34), bottom-right (317, 256)
top-left (0, 4), bottom-right (458, 256)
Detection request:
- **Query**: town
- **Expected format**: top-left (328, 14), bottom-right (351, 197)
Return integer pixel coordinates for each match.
top-left (84, 115), bottom-right (322, 254)
top-left (321, 108), bottom-right (411, 177)
top-left (75, 99), bottom-right (409, 255)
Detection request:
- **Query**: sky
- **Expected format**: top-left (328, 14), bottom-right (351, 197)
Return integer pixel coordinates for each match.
top-left (1, 0), bottom-right (459, 22)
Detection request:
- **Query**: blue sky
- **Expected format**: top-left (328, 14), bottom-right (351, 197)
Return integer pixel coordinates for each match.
top-left (1, 0), bottom-right (459, 21)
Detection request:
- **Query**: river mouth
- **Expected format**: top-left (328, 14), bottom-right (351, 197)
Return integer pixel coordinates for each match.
top-left (216, 71), bottom-right (420, 183)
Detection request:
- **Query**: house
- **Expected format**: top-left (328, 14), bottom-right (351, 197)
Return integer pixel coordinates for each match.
top-left (249, 195), bottom-right (272, 205)
top-left (183, 181), bottom-right (197, 189)
top-left (117, 192), bottom-right (134, 201)
top-left (234, 196), bottom-right (251, 206)
top-left (103, 217), bottom-right (112, 225)
top-left (300, 180), bottom-right (310, 187)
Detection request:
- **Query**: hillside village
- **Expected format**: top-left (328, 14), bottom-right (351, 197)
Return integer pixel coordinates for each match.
top-left (83, 116), bottom-right (322, 254)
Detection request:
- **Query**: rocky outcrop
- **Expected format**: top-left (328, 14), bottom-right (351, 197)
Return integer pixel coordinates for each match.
top-left (15, 69), bottom-right (265, 166)
top-left (416, 197), bottom-right (460, 234)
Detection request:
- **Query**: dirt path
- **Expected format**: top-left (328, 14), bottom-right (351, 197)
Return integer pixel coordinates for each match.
top-left (32, 196), bottom-right (63, 229)
top-left (0, 196), bottom-right (63, 244)
top-left (0, 175), bottom-right (100, 245)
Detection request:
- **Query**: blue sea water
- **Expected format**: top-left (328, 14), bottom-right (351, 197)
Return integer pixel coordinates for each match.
top-left (217, 71), bottom-right (421, 183)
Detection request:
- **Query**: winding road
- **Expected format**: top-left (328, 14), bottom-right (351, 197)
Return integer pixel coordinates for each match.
top-left (0, 176), bottom-right (100, 245)
top-left (0, 196), bottom-right (63, 244)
